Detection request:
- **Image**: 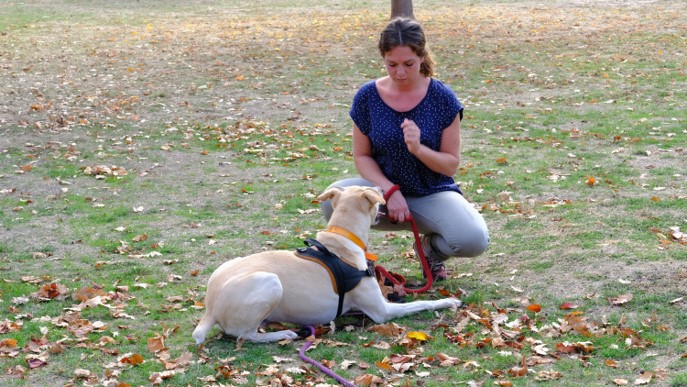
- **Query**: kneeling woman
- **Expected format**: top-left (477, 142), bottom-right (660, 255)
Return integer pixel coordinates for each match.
top-left (320, 17), bottom-right (489, 280)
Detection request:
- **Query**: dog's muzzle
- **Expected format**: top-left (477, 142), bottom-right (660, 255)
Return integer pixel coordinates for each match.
top-left (374, 211), bottom-right (386, 225)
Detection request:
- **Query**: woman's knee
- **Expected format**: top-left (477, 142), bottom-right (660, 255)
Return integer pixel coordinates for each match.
top-left (442, 224), bottom-right (490, 258)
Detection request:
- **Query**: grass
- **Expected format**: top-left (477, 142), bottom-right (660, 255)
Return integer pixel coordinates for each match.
top-left (1, 0), bottom-right (686, 386)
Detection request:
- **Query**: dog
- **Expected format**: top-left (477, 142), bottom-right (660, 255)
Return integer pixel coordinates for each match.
top-left (192, 185), bottom-right (462, 344)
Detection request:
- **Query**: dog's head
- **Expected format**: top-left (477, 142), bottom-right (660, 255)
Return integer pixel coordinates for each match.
top-left (319, 186), bottom-right (385, 225)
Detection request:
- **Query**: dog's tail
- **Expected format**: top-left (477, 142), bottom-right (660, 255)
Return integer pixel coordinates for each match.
top-left (192, 313), bottom-right (215, 344)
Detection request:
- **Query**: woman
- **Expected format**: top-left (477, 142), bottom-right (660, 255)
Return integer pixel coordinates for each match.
top-left (321, 17), bottom-right (489, 280)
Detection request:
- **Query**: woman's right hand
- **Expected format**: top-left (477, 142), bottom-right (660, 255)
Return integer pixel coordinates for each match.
top-left (385, 190), bottom-right (411, 223)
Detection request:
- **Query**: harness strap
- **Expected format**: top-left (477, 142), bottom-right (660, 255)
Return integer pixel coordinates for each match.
top-left (296, 238), bottom-right (374, 318)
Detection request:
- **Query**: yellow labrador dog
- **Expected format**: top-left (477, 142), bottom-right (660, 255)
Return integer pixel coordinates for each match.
top-left (192, 186), bottom-right (461, 344)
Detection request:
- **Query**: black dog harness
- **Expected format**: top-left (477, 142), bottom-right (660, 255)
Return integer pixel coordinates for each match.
top-left (295, 238), bottom-right (374, 318)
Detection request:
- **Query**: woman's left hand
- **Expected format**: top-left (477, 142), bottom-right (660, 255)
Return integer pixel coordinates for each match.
top-left (401, 118), bottom-right (421, 154)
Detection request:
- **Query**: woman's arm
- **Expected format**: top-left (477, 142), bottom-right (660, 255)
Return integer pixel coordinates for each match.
top-left (353, 124), bottom-right (411, 222)
top-left (353, 124), bottom-right (395, 193)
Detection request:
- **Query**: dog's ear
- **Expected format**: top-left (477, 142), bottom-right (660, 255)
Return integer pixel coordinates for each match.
top-left (362, 186), bottom-right (385, 206)
top-left (318, 186), bottom-right (344, 207)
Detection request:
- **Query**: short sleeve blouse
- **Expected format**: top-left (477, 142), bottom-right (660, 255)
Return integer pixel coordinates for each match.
top-left (350, 78), bottom-right (464, 197)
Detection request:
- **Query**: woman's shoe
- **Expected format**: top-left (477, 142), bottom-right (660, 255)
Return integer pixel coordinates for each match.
top-left (413, 236), bottom-right (449, 281)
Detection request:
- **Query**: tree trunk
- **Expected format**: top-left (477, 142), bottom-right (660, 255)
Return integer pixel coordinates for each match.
top-left (391, 0), bottom-right (414, 19)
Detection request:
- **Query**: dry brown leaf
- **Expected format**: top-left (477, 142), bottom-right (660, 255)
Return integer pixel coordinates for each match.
top-left (74, 368), bottom-right (97, 381)
top-left (354, 373), bottom-right (385, 386)
top-left (73, 286), bottom-right (106, 302)
top-left (34, 282), bottom-right (70, 300)
top-left (120, 353), bottom-right (144, 366)
top-left (147, 335), bottom-right (166, 353)
top-left (368, 322), bottom-right (405, 337)
top-left (162, 351), bottom-right (193, 370)
top-left (507, 356), bottom-right (528, 377)
top-left (526, 304), bottom-right (542, 313)
top-left (564, 313), bottom-right (593, 337)
top-left (340, 359), bottom-right (356, 370)
top-left (132, 234), bottom-right (148, 242)
top-left (635, 371), bottom-right (653, 385)
top-left (375, 359), bottom-right (392, 371)
top-left (149, 370), bottom-right (177, 384)
top-left (0, 319), bottom-right (23, 334)
top-left (436, 352), bottom-right (461, 367)
top-left (535, 370), bottom-right (562, 381)
top-left (0, 338), bottom-right (18, 349)
top-left (6, 365), bottom-right (26, 378)
top-left (26, 356), bottom-right (48, 369)
top-left (609, 293), bottom-right (633, 306)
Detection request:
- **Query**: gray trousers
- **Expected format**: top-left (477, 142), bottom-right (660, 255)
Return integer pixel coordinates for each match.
top-left (320, 178), bottom-right (489, 260)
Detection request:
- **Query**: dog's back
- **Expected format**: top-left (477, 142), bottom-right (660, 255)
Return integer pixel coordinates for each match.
top-left (193, 250), bottom-right (339, 343)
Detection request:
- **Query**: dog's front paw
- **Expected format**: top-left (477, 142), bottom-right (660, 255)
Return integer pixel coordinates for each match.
top-left (447, 298), bottom-right (463, 309)
top-left (280, 330), bottom-right (299, 341)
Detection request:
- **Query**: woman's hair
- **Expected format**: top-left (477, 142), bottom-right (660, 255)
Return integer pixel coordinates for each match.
top-left (378, 17), bottom-right (435, 77)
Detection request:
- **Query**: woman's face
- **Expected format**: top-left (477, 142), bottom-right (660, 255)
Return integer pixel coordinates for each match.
top-left (383, 45), bottom-right (424, 85)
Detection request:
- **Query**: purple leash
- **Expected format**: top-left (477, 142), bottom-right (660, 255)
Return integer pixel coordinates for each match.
top-left (298, 325), bottom-right (356, 387)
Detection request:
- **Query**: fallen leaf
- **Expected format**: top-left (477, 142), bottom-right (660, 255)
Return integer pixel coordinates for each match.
top-left (149, 370), bottom-right (177, 384)
top-left (375, 359), bottom-right (392, 371)
top-left (161, 351), bottom-right (193, 370)
top-left (0, 338), bottom-right (18, 348)
top-left (535, 370), bottom-right (562, 381)
top-left (564, 313), bottom-right (593, 337)
top-left (147, 336), bottom-right (166, 353)
top-left (354, 373), bottom-right (385, 386)
top-left (368, 322), bottom-right (404, 337)
top-left (406, 331), bottom-right (430, 341)
top-left (635, 371), bottom-right (652, 385)
top-left (26, 356), bottom-right (48, 369)
top-left (132, 234), bottom-right (148, 242)
top-left (526, 304), bottom-right (542, 313)
top-left (34, 282), bottom-right (70, 300)
top-left (609, 293), bottom-right (633, 306)
top-left (340, 359), bottom-right (356, 370)
top-left (120, 353), bottom-right (144, 366)
top-left (6, 365), bottom-right (26, 378)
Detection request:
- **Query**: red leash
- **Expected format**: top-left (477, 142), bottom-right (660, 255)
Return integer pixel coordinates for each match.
top-left (373, 214), bottom-right (433, 294)
top-left (375, 185), bottom-right (433, 294)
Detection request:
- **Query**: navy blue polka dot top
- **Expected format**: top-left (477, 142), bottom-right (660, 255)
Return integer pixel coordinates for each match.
top-left (350, 78), bottom-right (464, 197)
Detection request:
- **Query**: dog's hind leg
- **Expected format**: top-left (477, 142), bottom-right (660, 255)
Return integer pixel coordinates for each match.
top-left (216, 272), bottom-right (298, 343)
top-left (192, 313), bottom-right (216, 344)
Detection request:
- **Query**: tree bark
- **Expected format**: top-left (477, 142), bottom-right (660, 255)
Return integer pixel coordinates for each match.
top-left (391, 0), bottom-right (414, 19)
